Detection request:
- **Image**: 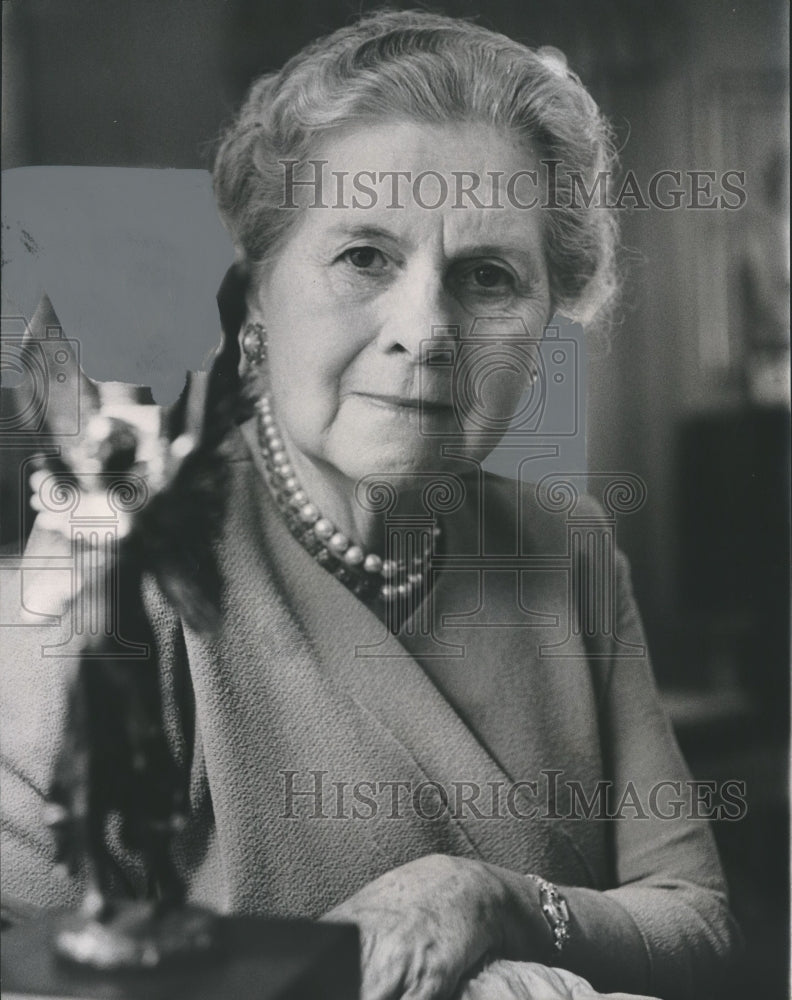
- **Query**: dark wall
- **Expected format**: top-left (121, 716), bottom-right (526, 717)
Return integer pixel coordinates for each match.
top-left (3, 0), bottom-right (691, 170)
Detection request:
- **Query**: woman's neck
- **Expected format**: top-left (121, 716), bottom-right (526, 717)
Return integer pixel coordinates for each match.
top-left (285, 441), bottom-right (427, 556)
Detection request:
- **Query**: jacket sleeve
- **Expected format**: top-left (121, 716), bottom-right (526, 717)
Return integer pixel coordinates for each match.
top-left (0, 522), bottom-right (193, 917)
top-left (573, 547), bottom-right (743, 999)
top-left (0, 525), bottom-right (84, 914)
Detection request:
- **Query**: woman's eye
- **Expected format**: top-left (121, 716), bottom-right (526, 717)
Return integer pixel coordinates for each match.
top-left (455, 263), bottom-right (515, 294)
top-left (469, 265), bottom-right (512, 289)
top-left (343, 246), bottom-right (387, 270)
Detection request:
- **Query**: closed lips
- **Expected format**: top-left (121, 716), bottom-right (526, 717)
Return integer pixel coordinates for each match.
top-left (354, 393), bottom-right (452, 411)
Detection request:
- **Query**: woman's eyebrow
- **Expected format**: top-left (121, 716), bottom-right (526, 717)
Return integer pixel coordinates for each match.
top-left (322, 223), bottom-right (406, 246)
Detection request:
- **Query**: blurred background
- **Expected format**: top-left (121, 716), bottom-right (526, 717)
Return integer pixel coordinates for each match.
top-left (1, 0), bottom-right (790, 995)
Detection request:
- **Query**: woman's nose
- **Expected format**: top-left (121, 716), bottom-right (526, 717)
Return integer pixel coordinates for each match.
top-left (375, 268), bottom-right (458, 360)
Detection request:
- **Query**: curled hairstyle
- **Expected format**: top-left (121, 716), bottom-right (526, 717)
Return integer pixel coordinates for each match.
top-left (214, 10), bottom-right (619, 325)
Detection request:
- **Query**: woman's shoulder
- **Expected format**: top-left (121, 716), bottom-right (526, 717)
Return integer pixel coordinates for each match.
top-left (480, 470), bottom-right (608, 554)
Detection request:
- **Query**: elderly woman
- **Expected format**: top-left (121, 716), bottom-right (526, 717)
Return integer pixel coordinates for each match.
top-left (1, 10), bottom-right (739, 1000)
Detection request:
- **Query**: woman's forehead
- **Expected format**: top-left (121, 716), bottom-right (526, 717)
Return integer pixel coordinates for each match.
top-left (279, 119), bottom-right (545, 257)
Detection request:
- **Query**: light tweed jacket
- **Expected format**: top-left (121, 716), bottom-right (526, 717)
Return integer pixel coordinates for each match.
top-left (1, 422), bottom-right (740, 999)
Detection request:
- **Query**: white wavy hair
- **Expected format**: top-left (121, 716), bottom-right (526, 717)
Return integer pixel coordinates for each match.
top-left (214, 9), bottom-right (619, 326)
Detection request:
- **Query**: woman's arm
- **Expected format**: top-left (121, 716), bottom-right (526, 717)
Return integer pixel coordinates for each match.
top-left (1, 525), bottom-right (86, 913)
top-left (479, 867), bottom-right (650, 992)
top-left (476, 547), bottom-right (740, 998)
top-left (0, 522), bottom-right (192, 915)
top-left (322, 855), bottom-right (657, 1000)
top-left (324, 547), bottom-right (741, 1000)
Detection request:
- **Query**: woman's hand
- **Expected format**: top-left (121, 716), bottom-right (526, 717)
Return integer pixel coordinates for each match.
top-left (322, 853), bottom-right (541, 1000)
top-left (454, 960), bottom-right (661, 1000)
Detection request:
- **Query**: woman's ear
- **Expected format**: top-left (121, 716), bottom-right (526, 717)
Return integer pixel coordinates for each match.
top-left (242, 257), bottom-right (272, 327)
top-left (232, 261), bottom-right (272, 393)
top-left (243, 288), bottom-right (266, 329)
top-left (238, 296), bottom-right (269, 395)
top-left (240, 283), bottom-right (268, 368)
top-left (238, 325), bottom-right (269, 399)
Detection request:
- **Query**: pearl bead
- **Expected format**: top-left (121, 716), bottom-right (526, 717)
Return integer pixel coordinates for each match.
top-left (344, 545), bottom-right (364, 567)
top-left (363, 553), bottom-right (383, 574)
top-left (257, 404), bottom-right (437, 609)
top-left (315, 518), bottom-right (334, 540)
top-left (329, 532), bottom-right (349, 554)
top-left (299, 503), bottom-right (319, 523)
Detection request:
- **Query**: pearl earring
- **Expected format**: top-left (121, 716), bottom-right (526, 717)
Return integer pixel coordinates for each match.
top-left (241, 322), bottom-right (267, 367)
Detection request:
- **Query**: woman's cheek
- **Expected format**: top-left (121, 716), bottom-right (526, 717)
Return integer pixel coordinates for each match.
top-left (525, 295), bottom-right (552, 336)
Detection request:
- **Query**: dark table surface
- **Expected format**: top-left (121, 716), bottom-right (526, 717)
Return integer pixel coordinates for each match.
top-left (1, 911), bottom-right (360, 1000)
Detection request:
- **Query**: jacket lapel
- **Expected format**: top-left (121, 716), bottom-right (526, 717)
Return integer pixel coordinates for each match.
top-left (233, 423), bottom-right (597, 888)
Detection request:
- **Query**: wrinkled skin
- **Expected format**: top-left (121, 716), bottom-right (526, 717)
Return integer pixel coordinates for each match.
top-left (322, 854), bottom-right (661, 1000)
top-left (322, 854), bottom-right (545, 1000)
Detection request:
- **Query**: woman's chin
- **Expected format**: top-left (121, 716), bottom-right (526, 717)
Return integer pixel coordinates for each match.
top-left (324, 438), bottom-right (459, 485)
top-left (334, 450), bottom-right (448, 483)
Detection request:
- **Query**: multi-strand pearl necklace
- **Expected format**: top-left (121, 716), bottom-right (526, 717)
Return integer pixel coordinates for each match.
top-left (256, 396), bottom-right (439, 606)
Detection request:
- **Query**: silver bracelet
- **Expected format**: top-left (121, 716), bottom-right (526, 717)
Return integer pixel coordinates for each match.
top-left (527, 874), bottom-right (571, 953)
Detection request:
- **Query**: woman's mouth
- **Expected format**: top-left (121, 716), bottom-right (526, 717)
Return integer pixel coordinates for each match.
top-left (353, 392), bottom-right (454, 415)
